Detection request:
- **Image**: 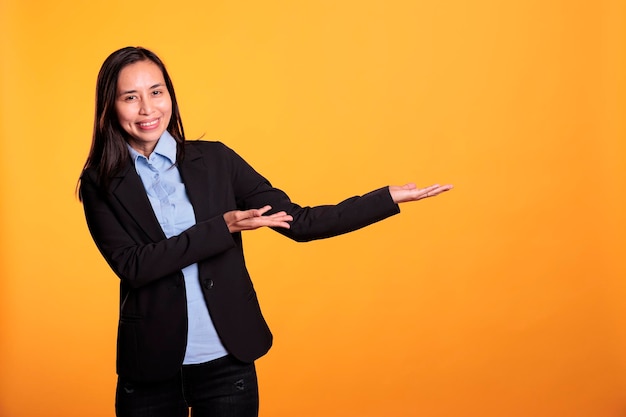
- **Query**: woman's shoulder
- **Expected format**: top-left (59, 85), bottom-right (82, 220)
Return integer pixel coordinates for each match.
top-left (80, 165), bottom-right (98, 182)
top-left (183, 140), bottom-right (239, 160)
top-left (185, 139), bottom-right (231, 153)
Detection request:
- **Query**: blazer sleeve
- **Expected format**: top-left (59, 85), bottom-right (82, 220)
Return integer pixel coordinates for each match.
top-left (217, 143), bottom-right (401, 242)
top-left (80, 168), bottom-right (237, 289)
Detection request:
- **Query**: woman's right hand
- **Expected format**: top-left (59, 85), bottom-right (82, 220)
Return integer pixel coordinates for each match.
top-left (223, 205), bottom-right (293, 233)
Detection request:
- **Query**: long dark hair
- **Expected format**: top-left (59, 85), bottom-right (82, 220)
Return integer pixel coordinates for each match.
top-left (79, 46), bottom-right (185, 194)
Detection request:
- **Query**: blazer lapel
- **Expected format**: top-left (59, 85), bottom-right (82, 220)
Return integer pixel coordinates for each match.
top-left (179, 145), bottom-right (212, 223)
top-left (111, 163), bottom-right (165, 242)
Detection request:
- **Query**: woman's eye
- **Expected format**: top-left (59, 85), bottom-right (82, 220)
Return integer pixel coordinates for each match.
top-left (152, 90), bottom-right (162, 96)
top-left (124, 95), bottom-right (137, 101)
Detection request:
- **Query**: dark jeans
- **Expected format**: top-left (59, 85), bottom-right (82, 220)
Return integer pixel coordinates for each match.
top-left (115, 355), bottom-right (259, 417)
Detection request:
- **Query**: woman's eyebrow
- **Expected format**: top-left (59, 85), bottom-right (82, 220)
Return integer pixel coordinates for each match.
top-left (119, 83), bottom-right (165, 95)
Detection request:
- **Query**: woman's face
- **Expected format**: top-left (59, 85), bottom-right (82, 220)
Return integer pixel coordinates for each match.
top-left (115, 60), bottom-right (172, 156)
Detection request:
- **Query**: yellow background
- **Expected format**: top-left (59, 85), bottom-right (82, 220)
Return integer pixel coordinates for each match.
top-left (1, 1), bottom-right (625, 416)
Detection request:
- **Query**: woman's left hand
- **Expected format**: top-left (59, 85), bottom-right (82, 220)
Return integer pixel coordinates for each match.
top-left (389, 183), bottom-right (453, 204)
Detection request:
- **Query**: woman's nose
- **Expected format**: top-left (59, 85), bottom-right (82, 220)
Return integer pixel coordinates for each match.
top-left (139, 99), bottom-right (153, 115)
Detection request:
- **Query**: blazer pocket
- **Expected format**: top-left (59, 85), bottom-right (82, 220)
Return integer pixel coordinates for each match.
top-left (119, 314), bottom-right (143, 324)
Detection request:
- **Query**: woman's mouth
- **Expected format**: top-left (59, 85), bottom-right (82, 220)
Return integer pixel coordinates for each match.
top-left (138, 119), bottom-right (159, 129)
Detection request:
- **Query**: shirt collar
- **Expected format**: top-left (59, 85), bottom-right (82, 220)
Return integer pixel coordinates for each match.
top-left (127, 131), bottom-right (178, 164)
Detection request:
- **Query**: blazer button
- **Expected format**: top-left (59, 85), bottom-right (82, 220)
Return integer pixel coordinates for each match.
top-left (203, 279), bottom-right (214, 290)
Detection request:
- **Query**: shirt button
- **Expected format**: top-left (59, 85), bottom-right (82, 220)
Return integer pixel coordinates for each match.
top-left (203, 279), bottom-right (214, 290)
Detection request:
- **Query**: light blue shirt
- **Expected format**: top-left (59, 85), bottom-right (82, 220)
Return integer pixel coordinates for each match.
top-left (128, 131), bottom-right (228, 364)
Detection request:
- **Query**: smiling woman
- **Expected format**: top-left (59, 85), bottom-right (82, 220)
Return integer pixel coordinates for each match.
top-left (77, 46), bottom-right (451, 417)
top-left (115, 61), bottom-right (173, 156)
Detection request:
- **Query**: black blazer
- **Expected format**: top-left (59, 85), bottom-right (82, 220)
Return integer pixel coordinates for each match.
top-left (81, 140), bottom-right (400, 382)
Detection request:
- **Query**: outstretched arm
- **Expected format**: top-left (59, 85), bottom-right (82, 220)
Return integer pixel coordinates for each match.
top-left (212, 141), bottom-right (453, 240)
top-left (222, 183), bottom-right (453, 239)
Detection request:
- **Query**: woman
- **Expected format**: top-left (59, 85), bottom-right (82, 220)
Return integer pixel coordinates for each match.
top-left (79, 46), bottom-right (452, 417)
